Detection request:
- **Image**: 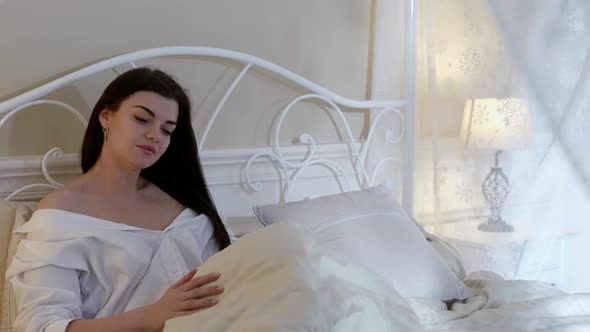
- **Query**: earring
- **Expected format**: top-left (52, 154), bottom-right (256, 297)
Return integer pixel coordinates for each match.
top-left (102, 126), bottom-right (109, 141)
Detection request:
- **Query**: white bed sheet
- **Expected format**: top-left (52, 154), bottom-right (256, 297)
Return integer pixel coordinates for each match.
top-left (412, 271), bottom-right (590, 332)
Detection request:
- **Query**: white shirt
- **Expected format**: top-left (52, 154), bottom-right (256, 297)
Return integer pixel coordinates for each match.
top-left (6, 207), bottom-right (232, 332)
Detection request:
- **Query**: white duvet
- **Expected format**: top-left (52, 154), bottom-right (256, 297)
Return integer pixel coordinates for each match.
top-left (163, 222), bottom-right (420, 331)
top-left (164, 223), bottom-right (590, 332)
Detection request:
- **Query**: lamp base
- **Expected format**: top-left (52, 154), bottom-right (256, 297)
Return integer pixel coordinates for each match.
top-left (478, 218), bottom-right (514, 232)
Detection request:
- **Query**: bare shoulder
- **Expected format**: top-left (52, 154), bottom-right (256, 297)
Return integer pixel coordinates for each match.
top-left (37, 188), bottom-right (77, 211)
top-left (37, 180), bottom-right (87, 211)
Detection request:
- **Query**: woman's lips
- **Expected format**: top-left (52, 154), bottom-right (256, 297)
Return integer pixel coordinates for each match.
top-left (137, 145), bottom-right (155, 156)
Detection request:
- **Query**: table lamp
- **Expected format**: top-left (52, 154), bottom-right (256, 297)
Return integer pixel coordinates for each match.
top-left (460, 98), bottom-right (532, 232)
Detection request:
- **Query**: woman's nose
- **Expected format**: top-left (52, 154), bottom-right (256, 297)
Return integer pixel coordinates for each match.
top-left (146, 127), bottom-right (160, 143)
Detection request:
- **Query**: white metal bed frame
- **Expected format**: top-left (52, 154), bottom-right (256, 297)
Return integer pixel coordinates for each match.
top-left (0, 1), bottom-right (416, 214)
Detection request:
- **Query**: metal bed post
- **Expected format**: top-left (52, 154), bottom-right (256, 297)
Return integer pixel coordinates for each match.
top-left (403, 0), bottom-right (417, 216)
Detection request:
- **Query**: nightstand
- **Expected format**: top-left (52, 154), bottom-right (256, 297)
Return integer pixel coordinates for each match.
top-left (424, 219), bottom-right (577, 288)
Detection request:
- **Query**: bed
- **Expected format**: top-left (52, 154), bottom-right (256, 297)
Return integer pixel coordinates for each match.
top-left (2, 10), bottom-right (590, 332)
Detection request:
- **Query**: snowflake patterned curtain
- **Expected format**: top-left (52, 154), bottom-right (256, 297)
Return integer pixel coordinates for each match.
top-left (413, 0), bottom-right (590, 293)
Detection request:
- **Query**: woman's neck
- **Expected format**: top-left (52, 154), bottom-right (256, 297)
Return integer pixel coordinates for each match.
top-left (86, 155), bottom-right (146, 196)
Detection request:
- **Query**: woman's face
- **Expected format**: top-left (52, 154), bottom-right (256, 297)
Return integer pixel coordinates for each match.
top-left (99, 91), bottom-right (179, 170)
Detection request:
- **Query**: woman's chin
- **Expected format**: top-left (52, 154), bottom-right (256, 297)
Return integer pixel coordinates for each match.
top-left (128, 158), bottom-right (157, 170)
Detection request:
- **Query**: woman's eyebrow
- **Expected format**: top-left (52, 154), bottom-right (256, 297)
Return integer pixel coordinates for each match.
top-left (133, 105), bottom-right (177, 125)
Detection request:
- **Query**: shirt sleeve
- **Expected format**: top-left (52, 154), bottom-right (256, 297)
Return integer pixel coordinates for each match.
top-left (7, 235), bottom-right (84, 332)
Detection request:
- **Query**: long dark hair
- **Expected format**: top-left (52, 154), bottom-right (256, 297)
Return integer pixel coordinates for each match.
top-left (81, 67), bottom-right (231, 249)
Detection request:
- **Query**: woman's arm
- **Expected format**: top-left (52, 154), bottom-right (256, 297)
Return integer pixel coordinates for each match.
top-left (66, 306), bottom-right (153, 332)
top-left (66, 269), bottom-right (223, 332)
top-left (9, 245), bottom-right (222, 332)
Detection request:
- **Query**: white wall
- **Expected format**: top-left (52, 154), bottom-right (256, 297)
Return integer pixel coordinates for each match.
top-left (0, 0), bottom-right (374, 155)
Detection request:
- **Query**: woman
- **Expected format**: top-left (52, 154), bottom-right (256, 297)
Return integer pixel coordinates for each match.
top-left (6, 68), bottom-right (233, 332)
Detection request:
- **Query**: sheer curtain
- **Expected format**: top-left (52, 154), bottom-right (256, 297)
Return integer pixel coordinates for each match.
top-left (377, 0), bottom-right (590, 293)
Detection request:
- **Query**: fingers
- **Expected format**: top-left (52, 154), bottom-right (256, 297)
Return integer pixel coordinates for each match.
top-left (177, 297), bottom-right (219, 312)
top-left (179, 272), bottom-right (221, 291)
top-left (171, 269), bottom-right (197, 289)
top-left (182, 285), bottom-right (224, 300)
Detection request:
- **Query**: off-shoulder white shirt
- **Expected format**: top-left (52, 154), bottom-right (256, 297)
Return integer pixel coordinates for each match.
top-left (5, 207), bottom-right (231, 332)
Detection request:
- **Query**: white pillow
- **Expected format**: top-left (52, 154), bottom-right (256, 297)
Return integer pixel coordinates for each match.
top-left (425, 232), bottom-right (466, 280)
top-left (0, 200), bottom-right (17, 318)
top-left (403, 219), bottom-right (466, 280)
top-left (1, 203), bottom-right (36, 332)
top-left (253, 186), bottom-right (472, 301)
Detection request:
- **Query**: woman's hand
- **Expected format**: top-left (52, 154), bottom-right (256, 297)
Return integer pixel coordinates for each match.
top-left (142, 269), bottom-right (224, 331)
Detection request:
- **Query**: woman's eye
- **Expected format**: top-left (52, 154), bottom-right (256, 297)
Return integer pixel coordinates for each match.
top-left (134, 116), bottom-right (148, 123)
top-left (162, 129), bottom-right (172, 136)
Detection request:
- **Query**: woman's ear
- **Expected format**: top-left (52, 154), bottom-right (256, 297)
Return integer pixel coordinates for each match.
top-left (98, 108), bottom-right (112, 128)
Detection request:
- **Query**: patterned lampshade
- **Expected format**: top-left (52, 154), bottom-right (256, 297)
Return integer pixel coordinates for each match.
top-left (460, 98), bottom-right (532, 150)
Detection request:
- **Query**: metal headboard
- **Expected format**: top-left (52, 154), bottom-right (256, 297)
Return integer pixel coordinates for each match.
top-left (0, 44), bottom-right (415, 210)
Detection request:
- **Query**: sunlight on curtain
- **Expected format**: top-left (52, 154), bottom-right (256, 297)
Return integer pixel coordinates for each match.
top-left (415, 0), bottom-right (590, 293)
